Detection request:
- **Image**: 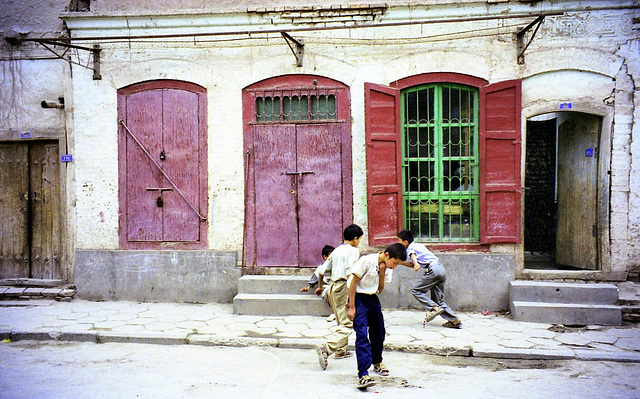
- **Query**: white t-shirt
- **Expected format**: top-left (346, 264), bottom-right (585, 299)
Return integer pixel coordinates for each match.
top-left (348, 253), bottom-right (384, 295)
top-left (319, 243), bottom-right (360, 281)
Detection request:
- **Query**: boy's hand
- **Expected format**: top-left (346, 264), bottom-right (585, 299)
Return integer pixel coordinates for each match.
top-left (413, 263), bottom-right (420, 272)
top-left (347, 305), bottom-right (356, 321)
top-left (300, 286), bottom-right (310, 293)
top-left (314, 287), bottom-right (323, 296)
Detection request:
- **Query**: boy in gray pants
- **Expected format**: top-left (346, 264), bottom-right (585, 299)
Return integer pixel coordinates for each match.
top-left (397, 230), bottom-right (462, 328)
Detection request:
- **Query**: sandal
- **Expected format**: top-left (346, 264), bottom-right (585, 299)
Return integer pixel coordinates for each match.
top-left (373, 362), bottom-right (389, 376)
top-left (357, 375), bottom-right (376, 390)
top-left (442, 319), bottom-right (462, 329)
top-left (334, 350), bottom-right (353, 359)
top-left (423, 306), bottom-right (445, 327)
top-left (315, 343), bottom-right (329, 370)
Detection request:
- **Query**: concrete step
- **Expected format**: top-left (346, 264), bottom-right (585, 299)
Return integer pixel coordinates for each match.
top-left (238, 275), bottom-right (312, 295)
top-left (509, 281), bottom-right (619, 304)
top-left (233, 293), bottom-right (331, 316)
top-left (511, 301), bottom-right (622, 326)
top-left (0, 285), bottom-right (76, 302)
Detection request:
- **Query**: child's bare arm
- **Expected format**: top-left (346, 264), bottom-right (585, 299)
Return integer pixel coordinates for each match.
top-left (411, 253), bottom-right (420, 271)
top-left (347, 275), bottom-right (360, 321)
top-left (377, 263), bottom-right (387, 293)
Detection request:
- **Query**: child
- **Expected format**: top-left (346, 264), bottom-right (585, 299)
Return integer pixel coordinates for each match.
top-left (300, 245), bottom-right (336, 322)
top-left (397, 229), bottom-right (462, 329)
top-left (346, 243), bottom-right (407, 390)
top-left (315, 224), bottom-right (363, 369)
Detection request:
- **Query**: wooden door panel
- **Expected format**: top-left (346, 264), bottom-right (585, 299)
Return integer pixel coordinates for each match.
top-left (125, 90), bottom-right (164, 241)
top-left (0, 144), bottom-right (29, 278)
top-left (162, 89), bottom-right (200, 241)
top-left (296, 124), bottom-right (343, 267)
top-left (253, 125), bottom-right (298, 266)
top-left (30, 142), bottom-right (61, 279)
top-left (556, 115), bottom-right (599, 269)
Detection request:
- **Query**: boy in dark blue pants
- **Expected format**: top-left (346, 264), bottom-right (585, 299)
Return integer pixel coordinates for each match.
top-left (346, 243), bottom-right (407, 390)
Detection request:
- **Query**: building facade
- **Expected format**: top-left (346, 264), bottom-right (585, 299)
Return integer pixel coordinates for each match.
top-left (1, 0), bottom-right (639, 310)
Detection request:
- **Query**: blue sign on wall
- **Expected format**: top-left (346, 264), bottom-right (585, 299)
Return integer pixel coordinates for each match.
top-left (20, 132), bottom-right (32, 138)
top-left (61, 155), bottom-right (73, 162)
top-left (559, 102), bottom-right (573, 110)
top-left (585, 148), bottom-right (593, 157)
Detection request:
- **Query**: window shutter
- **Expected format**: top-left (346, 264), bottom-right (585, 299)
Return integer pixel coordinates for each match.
top-left (364, 83), bottom-right (403, 245)
top-left (479, 79), bottom-right (522, 243)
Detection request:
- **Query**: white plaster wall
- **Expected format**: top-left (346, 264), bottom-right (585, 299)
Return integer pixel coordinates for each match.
top-left (67, 3), bottom-right (640, 275)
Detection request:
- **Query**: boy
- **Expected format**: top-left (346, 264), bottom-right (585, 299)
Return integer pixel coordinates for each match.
top-left (347, 243), bottom-right (407, 390)
top-left (315, 224), bottom-right (363, 369)
top-left (397, 229), bottom-right (462, 329)
top-left (300, 245), bottom-right (336, 322)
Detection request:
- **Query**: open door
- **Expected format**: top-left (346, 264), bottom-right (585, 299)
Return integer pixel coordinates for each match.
top-left (556, 114), bottom-right (600, 269)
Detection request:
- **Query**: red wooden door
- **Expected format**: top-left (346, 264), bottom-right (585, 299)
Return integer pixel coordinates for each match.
top-left (118, 81), bottom-right (207, 248)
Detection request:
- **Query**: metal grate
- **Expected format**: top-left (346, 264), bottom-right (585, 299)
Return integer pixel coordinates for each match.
top-left (254, 89), bottom-right (337, 122)
top-left (401, 84), bottom-right (479, 242)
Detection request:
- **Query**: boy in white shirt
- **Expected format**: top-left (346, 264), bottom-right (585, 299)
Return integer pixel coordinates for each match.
top-left (346, 243), bottom-right (407, 390)
top-left (315, 224), bottom-right (363, 369)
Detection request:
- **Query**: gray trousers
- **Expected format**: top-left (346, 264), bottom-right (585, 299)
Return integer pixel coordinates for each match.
top-left (411, 261), bottom-right (458, 322)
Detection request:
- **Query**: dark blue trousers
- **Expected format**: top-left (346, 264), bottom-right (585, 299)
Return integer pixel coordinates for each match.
top-left (353, 293), bottom-right (385, 378)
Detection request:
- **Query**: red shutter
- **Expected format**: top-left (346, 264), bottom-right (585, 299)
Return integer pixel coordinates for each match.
top-left (479, 79), bottom-right (522, 243)
top-left (364, 83), bottom-right (403, 245)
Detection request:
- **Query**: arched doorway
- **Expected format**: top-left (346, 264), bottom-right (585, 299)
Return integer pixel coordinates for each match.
top-left (242, 75), bottom-right (352, 268)
top-left (524, 112), bottom-right (602, 270)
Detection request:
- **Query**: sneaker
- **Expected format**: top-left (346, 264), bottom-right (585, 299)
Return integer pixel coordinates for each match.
top-left (373, 362), bottom-right (389, 376)
top-left (334, 350), bottom-right (353, 359)
top-left (315, 343), bottom-right (329, 370)
top-left (442, 319), bottom-right (462, 329)
top-left (423, 306), bottom-right (445, 326)
top-left (326, 313), bottom-right (336, 322)
top-left (357, 375), bottom-right (376, 390)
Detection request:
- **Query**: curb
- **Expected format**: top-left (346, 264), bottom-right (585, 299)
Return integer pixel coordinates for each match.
top-left (3, 329), bottom-right (640, 364)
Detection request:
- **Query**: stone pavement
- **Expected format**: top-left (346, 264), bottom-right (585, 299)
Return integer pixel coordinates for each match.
top-left (1, 299), bottom-right (639, 363)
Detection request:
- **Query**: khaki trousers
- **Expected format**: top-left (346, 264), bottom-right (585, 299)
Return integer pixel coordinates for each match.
top-left (325, 279), bottom-right (353, 354)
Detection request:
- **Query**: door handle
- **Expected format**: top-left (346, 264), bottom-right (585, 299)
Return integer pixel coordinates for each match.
top-left (146, 188), bottom-right (174, 192)
top-left (283, 171), bottom-right (314, 176)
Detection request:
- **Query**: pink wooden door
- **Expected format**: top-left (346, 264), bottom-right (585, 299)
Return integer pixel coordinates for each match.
top-left (253, 125), bottom-right (299, 266)
top-left (118, 81), bottom-right (207, 248)
top-left (296, 124), bottom-right (343, 266)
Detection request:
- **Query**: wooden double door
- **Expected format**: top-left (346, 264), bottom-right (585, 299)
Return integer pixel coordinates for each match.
top-left (0, 141), bottom-right (61, 279)
top-left (243, 75), bottom-right (352, 268)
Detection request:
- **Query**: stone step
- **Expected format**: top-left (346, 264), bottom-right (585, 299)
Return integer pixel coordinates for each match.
top-left (509, 281), bottom-right (619, 304)
top-left (0, 286), bottom-right (76, 302)
top-left (233, 293), bottom-right (331, 316)
top-left (238, 275), bottom-right (313, 295)
top-left (511, 301), bottom-right (622, 326)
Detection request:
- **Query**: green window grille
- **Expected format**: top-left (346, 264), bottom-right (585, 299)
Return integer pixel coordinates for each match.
top-left (255, 93), bottom-right (337, 122)
top-left (401, 84), bottom-right (479, 241)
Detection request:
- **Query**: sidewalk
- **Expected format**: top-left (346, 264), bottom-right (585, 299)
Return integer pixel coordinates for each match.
top-left (1, 299), bottom-right (639, 363)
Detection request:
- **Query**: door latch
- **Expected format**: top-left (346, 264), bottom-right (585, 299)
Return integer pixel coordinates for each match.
top-left (156, 196), bottom-right (164, 207)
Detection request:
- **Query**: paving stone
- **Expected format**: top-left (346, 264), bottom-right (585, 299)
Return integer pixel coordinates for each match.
top-left (256, 319), bottom-right (287, 329)
top-left (556, 333), bottom-right (592, 346)
top-left (385, 334), bottom-right (416, 344)
top-left (499, 339), bottom-right (536, 349)
top-left (23, 288), bottom-right (44, 295)
top-left (496, 331), bottom-right (527, 340)
top-left (176, 320), bottom-right (207, 330)
top-left (4, 287), bottom-right (26, 297)
top-left (614, 337), bottom-right (640, 351)
top-left (581, 330), bottom-right (619, 344)
top-left (300, 329), bottom-right (330, 338)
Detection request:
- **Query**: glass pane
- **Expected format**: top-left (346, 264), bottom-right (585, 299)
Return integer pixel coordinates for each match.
top-left (310, 94), bottom-right (337, 120)
top-left (405, 160), bottom-right (435, 193)
top-left (255, 97), bottom-right (281, 122)
top-left (443, 199), bottom-right (473, 240)
top-left (283, 96), bottom-right (309, 121)
top-left (407, 200), bottom-right (440, 239)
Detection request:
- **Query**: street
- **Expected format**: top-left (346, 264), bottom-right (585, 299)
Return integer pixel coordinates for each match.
top-left (1, 341), bottom-right (639, 399)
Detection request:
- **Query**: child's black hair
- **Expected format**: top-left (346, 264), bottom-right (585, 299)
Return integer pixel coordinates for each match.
top-left (397, 229), bottom-right (414, 244)
top-left (321, 245), bottom-right (335, 258)
top-left (385, 243), bottom-right (407, 261)
top-left (343, 224), bottom-right (364, 241)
